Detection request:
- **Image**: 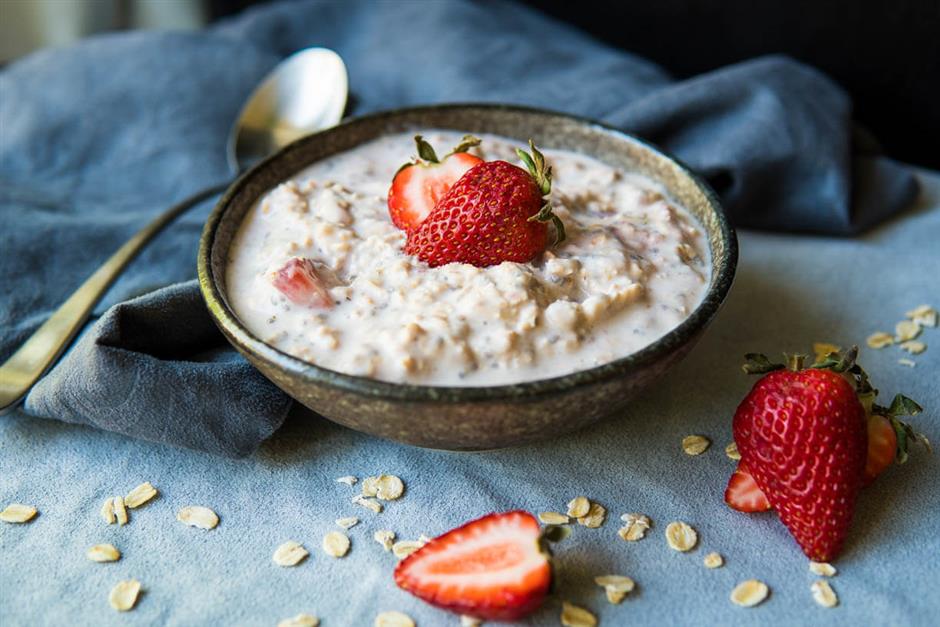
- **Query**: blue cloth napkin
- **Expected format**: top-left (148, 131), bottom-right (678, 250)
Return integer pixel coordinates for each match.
top-left (0, 0), bottom-right (918, 456)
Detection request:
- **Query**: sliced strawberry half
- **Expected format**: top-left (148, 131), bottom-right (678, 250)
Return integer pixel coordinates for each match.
top-left (725, 462), bottom-right (772, 513)
top-left (394, 510), bottom-right (551, 621)
top-left (387, 135), bottom-right (483, 230)
top-left (271, 257), bottom-right (339, 308)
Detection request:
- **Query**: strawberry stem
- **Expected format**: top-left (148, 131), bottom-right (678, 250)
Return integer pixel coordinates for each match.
top-left (786, 353), bottom-right (807, 371)
top-left (742, 353), bottom-right (785, 374)
top-left (447, 135), bottom-right (482, 156)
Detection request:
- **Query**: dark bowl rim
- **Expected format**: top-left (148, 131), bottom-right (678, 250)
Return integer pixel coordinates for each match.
top-left (198, 103), bottom-right (738, 403)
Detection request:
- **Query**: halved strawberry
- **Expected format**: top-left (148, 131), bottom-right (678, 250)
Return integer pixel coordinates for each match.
top-left (271, 257), bottom-right (339, 308)
top-left (387, 135), bottom-right (483, 230)
top-left (725, 462), bottom-right (772, 513)
top-left (394, 510), bottom-right (551, 621)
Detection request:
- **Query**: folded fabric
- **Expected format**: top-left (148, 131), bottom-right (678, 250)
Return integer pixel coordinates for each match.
top-left (0, 0), bottom-right (918, 456)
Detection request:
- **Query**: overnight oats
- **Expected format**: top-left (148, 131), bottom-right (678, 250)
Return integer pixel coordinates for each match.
top-left (226, 131), bottom-right (709, 386)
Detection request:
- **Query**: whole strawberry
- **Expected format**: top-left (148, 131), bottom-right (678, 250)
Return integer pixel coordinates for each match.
top-left (733, 353), bottom-right (867, 562)
top-left (404, 140), bottom-right (564, 268)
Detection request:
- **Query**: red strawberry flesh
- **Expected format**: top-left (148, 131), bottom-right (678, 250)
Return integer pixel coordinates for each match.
top-left (394, 510), bottom-right (551, 621)
top-left (725, 462), bottom-right (772, 512)
top-left (271, 257), bottom-right (337, 308)
top-left (388, 152), bottom-right (482, 230)
top-left (864, 413), bottom-right (897, 485)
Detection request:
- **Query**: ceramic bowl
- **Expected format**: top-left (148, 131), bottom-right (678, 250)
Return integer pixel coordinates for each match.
top-left (198, 104), bottom-right (737, 450)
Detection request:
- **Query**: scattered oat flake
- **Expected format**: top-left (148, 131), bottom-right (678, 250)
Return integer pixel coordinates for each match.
top-left (725, 441), bottom-right (741, 460)
top-left (374, 610), bottom-right (415, 627)
top-left (273, 541), bottom-right (309, 566)
top-left (703, 552), bottom-right (724, 568)
top-left (177, 506), bottom-right (219, 530)
top-left (578, 502), bottom-right (606, 529)
top-left (278, 614), bottom-right (320, 627)
top-left (108, 579), bottom-right (141, 612)
top-left (113, 496), bottom-right (128, 526)
top-left (336, 476), bottom-right (358, 486)
top-left (811, 580), bottom-right (839, 608)
top-left (900, 340), bottom-right (926, 354)
top-left (336, 517), bottom-right (359, 529)
top-left (907, 305), bottom-right (938, 327)
top-left (665, 521), bottom-right (698, 552)
top-left (460, 615), bottom-right (482, 627)
top-left (323, 531), bottom-right (351, 558)
top-left (898, 358), bottom-right (917, 368)
top-left (101, 497), bottom-right (115, 525)
top-left (605, 588), bottom-right (627, 605)
top-left (538, 511), bottom-right (570, 525)
top-left (353, 495), bottom-right (383, 514)
top-left (374, 530), bottom-right (396, 551)
top-left (566, 496), bottom-right (590, 518)
top-left (361, 476), bottom-right (380, 497)
top-left (618, 513), bottom-right (651, 541)
top-left (87, 544), bottom-right (121, 562)
top-left (813, 342), bottom-right (841, 361)
top-left (124, 482), bottom-right (158, 509)
top-left (392, 540), bottom-right (424, 560)
top-left (895, 320), bottom-right (922, 342)
top-left (682, 434), bottom-right (711, 455)
top-left (0, 503), bottom-right (37, 523)
top-left (866, 332), bottom-right (894, 349)
top-left (417, 534), bottom-right (432, 544)
top-left (594, 575), bottom-right (635, 595)
top-left (371, 475), bottom-right (404, 500)
top-left (809, 561), bottom-right (837, 577)
top-left (730, 579), bottom-right (769, 607)
top-left (560, 601), bottom-right (597, 627)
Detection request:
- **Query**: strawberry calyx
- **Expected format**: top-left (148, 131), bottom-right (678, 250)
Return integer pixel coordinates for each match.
top-left (517, 140), bottom-right (566, 246)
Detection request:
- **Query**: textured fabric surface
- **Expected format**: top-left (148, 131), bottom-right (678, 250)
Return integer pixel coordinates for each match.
top-left (1, 171), bottom-right (937, 625)
top-left (0, 2), bottom-right (920, 449)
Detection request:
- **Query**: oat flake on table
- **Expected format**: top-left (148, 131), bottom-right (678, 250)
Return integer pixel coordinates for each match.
top-left (374, 530), bottom-right (396, 551)
top-left (392, 540), bottom-right (423, 559)
top-left (323, 531), bottom-right (351, 557)
top-left (278, 613), bottom-right (320, 627)
top-left (87, 544), bottom-right (121, 562)
top-left (538, 511), bottom-right (570, 525)
top-left (906, 304), bottom-right (938, 327)
top-left (336, 475), bottom-right (358, 486)
top-left (113, 496), bottom-right (128, 526)
top-left (108, 579), bottom-right (141, 612)
top-left (594, 575), bottom-right (635, 605)
top-left (336, 516), bottom-right (359, 529)
top-left (866, 332), bottom-right (894, 349)
top-left (566, 496), bottom-right (590, 518)
top-left (811, 580), bottom-right (839, 608)
top-left (0, 503), bottom-right (37, 523)
top-left (374, 610), bottom-right (415, 627)
top-left (809, 561), bottom-right (837, 577)
top-left (560, 601), bottom-right (597, 627)
top-left (725, 441), bottom-right (741, 460)
top-left (273, 541), bottom-right (309, 567)
top-left (665, 521), bottom-right (698, 551)
top-left (730, 579), bottom-right (769, 607)
top-left (460, 615), bottom-right (482, 627)
top-left (124, 482), bottom-right (158, 508)
top-left (577, 502), bottom-right (606, 528)
top-left (177, 505), bottom-right (219, 530)
top-left (682, 434), bottom-right (711, 455)
top-left (618, 513), bottom-right (651, 541)
top-left (100, 498), bottom-right (115, 525)
top-left (703, 552), bottom-right (724, 568)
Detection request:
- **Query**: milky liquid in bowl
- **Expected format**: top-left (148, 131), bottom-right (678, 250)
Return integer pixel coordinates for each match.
top-left (225, 131), bottom-right (709, 386)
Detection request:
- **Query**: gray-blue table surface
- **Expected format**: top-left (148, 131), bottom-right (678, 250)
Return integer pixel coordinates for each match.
top-left (2, 165), bottom-right (938, 624)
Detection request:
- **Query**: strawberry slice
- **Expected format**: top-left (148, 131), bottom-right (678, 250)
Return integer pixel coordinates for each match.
top-left (394, 510), bottom-right (551, 621)
top-left (387, 135), bottom-right (483, 230)
top-left (725, 462), bottom-right (772, 513)
top-left (271, 257), bottom-right (338, 308)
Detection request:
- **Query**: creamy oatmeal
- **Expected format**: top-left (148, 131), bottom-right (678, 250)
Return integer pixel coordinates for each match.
top-left (226, 131), bottom-right (709, 385)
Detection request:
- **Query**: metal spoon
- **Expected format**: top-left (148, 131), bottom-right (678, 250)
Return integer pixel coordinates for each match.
top-left (0, 47), bottom-right (348, 414)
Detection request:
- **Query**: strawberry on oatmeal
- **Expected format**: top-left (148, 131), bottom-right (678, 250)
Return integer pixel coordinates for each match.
top-left (226, 131), bottom-right (709, 385)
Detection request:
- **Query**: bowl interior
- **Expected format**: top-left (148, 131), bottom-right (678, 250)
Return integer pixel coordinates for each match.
top-left (199, 104), bottom-right (737, 401)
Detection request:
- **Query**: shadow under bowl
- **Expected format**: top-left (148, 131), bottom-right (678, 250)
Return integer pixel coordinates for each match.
top-left (198, 104), bottom-right (738, 450)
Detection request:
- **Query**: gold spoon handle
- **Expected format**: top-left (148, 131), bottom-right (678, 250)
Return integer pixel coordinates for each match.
top-left (0, 181), bottom-right (231, 414)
